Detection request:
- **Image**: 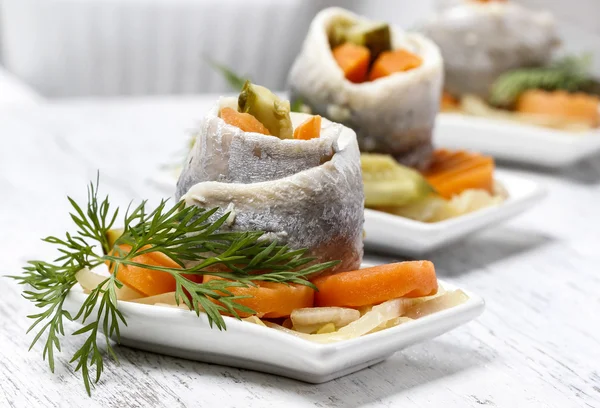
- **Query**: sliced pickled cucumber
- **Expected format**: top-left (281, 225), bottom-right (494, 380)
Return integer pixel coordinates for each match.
top-left (329, 18), bottom-right (356, 48)
top-left (238, 81), bottom-right (293, 139)
top-left (345, 22), bottom-right (391, 62)
top-left (362, 153), bottom-right (436, 207)
top-left (379, 196), bottom-right (453, 223)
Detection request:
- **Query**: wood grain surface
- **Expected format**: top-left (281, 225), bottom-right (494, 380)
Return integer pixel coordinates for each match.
top-left (0, 99), bottom-right (599, 408)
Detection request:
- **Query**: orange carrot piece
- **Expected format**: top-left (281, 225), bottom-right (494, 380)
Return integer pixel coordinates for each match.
top-left (312, 261), bottom-right (438, 308)
top-left (423, 150), bottom-right (495, 199)
top-left (369, 49), bottom-right (423, 81)
top-left (203, 275), bottom-right (315, 318)
top-left (516, 90), bottom-right (600, 127)
top-left (332, 43), bottom-right (371, 83)
top-left (293, 115), bottom-right (322, 140)
top-left (220, 107), bottom-right (270, 135)
top-left (426, 150), bottom-right (477, 175)
top-left (109, 245), bottom-right (178, 296)
top-left (441, 90), bottom-right (460, 111)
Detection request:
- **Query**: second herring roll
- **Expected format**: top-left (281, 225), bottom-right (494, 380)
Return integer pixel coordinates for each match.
top-left (176, 87), bottom-right (364, 275)
top-left (288, 7), bottom-right (444, 170)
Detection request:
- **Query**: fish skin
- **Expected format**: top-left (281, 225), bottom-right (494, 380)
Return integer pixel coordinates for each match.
top-left (176, 103), bottom-right (364, 275)
top-left (287, 7), bottom-right (443, 170)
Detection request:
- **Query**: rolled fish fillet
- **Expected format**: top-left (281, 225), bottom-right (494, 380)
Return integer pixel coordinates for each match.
top-left (423, 1), bottom-right (559, 98)
top-left (176, 97), bottom-right (364, 274)
top-left (288, 7), bottom-right (443, 170)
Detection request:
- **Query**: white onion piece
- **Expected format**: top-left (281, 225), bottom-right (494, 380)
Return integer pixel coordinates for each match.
top-left (269, 298), bottom-right (415, 344)
top-left (291, 307), bottom-right (360, 328)
top-left (369, 316), bottom-right (413, 334)
top-left (127, 292), bottom-right (182, 306)
top-left (316, 323), bottom-right (336, 334)
top-left (243, 316), bottom-right (267, 327)
top-left (76, 268), bottom-right (143, 301)
top-left (403, 290), bottom-right (469, 319)
top-left (292, 323), bottom-right (325, 334)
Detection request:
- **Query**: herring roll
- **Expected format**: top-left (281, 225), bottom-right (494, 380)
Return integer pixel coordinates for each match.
top-left (288, 7), bottom-right (443, 170)
top-left (176, 85), bottom-right (364, 274)
top-left (423, 1), bottom-right (559, 98)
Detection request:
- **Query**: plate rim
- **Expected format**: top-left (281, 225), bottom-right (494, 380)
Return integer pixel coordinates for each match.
top-left (364, 170), bottom-right (546, 232)
top-left (65, 278), bottom-right (485, 354)
top-left (438, 112), bottom-right (600, 143)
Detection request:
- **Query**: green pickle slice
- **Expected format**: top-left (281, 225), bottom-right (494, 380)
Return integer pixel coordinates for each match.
top-left (362, 154), bottom-right (436, 207)
top-left (238, 81), bottom-right (293, 139)
top-left (345, 22), bottom-right (391, 63)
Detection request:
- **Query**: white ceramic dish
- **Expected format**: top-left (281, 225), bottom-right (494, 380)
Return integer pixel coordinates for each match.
top-left (64, 279), bottom-right (484, 383)
top-left (364, 171), bottom-right (545, 256)
top-left (435, 113), bottom-right (600, 167)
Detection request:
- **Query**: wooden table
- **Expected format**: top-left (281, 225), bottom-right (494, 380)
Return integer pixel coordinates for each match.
top-left (1, 98), bottom-right (599, 408)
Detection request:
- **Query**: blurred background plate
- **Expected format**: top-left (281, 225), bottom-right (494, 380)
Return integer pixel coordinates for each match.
top-left (363, 171), bottom-right (546, 256)
top-left (435, 113), bottom-right (600, 167)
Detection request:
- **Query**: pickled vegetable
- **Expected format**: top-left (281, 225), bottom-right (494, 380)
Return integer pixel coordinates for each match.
top-left (316, 323), bottom-right (336, 334)
top-left (76, 268), bottom-right (143, 300)
top-left (345, 21), bottom-right (391, 63)
top-left (293, 115), bottom-right (322, 140)
top-left (403, 290), bottom-right (469, 319)
top-left (369, 49), bottom-right (423, 81)
top-left (105, 228), bottom-right (123, 251)
top-left (332, 43), bottom-right (370, 83)
top-left (362, 153), bottom-right (435, 207)
top-left (291, 307), bottom-right (360, 328)
top-left (264, 297), bottom-right (411, 343)
top-left (423, 150), bottom-right (495, 199)
top-left (238, 81), bottom-right (293, 139)
top-left (516, 90), bottom-right (600, 127)
top-left (329, 19), bottom-right (355, 48)
top-left (381, 189), bottom-right (503, 223)
top-left (220, 107), bottom-right (271, 135)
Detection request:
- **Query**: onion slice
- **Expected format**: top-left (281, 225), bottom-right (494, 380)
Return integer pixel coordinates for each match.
top-left (291, 307), bottom-right (360, 328)
top-left (403, 290), bottom-right (469, 319)
top-left (127, 292), bottom-right (181, 306)
top-left (76, 268), bottom-right (143, 301)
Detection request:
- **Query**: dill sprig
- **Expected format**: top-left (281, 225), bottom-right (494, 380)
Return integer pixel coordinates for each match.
top-left (206, 58), bottom-right (249, 91)
top-left (489, 55), bottom-right (595, 108)
top-left (9, 176), bottom-right (337, 395)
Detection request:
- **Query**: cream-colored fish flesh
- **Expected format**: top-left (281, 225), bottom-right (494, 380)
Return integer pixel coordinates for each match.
top-left (176, 98), bottom-right (364, 274)
top-left (423, 1), bottom-right (559, 97)
top-left (288, 7), bottom-right (443, 170)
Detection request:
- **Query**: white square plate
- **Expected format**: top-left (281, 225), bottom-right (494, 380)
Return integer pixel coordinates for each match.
top-left (435, 113), bottom-right (600, 167)
top-left (364, 171), bottom-right (545, 256)
top-left (64, 280), bottom-right (484, 383)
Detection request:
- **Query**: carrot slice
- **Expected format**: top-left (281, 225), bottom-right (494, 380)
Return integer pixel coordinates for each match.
top-left (332, 43), bottom-right (371, 83)
top-left (369, 49), bottom-right (423, 81)
top-left (203, 275), bottom-right (315, 318)
top-left (441, 90), bottom-right (460, 111)
top-left (312, 261), bottom-right (438, 308)
top-left (293, 115), bottom-right (322, 140)
top-left (109, 245), bottom-right (179, 297)
top-left (516, 90), bottom-right (600, 127)
top-left (220, 107), bottom-right (270, 135)
top-left (423, 150), bottom-right (495, 199)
